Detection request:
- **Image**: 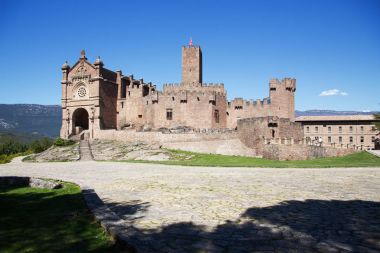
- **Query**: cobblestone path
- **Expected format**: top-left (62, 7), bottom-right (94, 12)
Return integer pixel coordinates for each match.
top-left (1, 161), bottom-right (379, 252)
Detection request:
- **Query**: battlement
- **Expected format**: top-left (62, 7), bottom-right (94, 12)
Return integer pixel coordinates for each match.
top-left (163, 83), bottom-right (225, 94)
top-left (122, 74), bottom-right (155, 89)
top-left (182, 45), bottom-right (201, 49)
top-left (163, 89), bottom-right (226, 98)
top-left (269, 77), bottom-right (296, 91)
top-left (228, 97), bottom-right (271, 108)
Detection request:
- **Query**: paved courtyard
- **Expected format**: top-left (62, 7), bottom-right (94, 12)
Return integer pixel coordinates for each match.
top-left (1, 160), bottom-right (380, 252)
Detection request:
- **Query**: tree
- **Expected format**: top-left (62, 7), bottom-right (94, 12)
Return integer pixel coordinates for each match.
top-left (373, 114), bottom-right (380, 131)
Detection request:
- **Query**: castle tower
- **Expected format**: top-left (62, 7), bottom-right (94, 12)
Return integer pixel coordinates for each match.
top-left (182, 41), bottom-right (202, 85)
top-left (269, 78), bottom-right (296, 121)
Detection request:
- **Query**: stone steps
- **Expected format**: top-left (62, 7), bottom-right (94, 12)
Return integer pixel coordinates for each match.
top-left (79, 140), bottom-right (93, 161)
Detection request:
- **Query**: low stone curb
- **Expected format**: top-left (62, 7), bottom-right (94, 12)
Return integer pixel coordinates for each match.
top-left (81, 187), bottom-right (141, 252)
top-left (0, 176), bottom-right (62, 189)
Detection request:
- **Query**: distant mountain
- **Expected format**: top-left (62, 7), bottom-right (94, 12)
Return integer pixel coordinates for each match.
top-left (295, 110), bottom-right (379, 117)
top-left (0, 104), bottom-right (61, 138)
top-left (0, 104), bottom-right (378, 139)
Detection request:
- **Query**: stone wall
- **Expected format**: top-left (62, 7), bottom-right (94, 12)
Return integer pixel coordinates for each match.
top-left (238, 117), bottom-right (304, 153)
top-left (262, 144), bottom-right (357, 161)
top-left (162, 139), bottom-right (257, 157)
top-left (93, 129), bottom-right (238, 144)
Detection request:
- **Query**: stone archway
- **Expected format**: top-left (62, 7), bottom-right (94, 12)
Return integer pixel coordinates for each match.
top-left (72, 108), bottom-right (89, 134)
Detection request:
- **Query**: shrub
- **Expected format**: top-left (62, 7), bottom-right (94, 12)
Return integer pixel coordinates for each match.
top-left (29, 138), bottom-right (54, 153)
top-left (54, 138), bottom-right (75, 147)
top-left (0, 138), bottom-right (28, 155)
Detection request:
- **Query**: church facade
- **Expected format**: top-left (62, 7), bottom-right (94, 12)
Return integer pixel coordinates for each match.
top-left (60, 45), bottom-right (296, 139)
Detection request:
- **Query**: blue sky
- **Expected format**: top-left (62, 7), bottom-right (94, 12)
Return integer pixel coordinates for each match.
top-left (0, 0), bottom-right (379, 111)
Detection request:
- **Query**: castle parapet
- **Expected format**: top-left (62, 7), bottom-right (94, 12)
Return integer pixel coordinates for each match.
top-left (228, 97), bottom-right (271, 108)
top-left (269, 78), bottom-right (296, 91)
top-left (163, 82), bottom-right (226, 94)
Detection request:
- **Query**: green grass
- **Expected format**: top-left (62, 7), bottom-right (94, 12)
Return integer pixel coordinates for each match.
top-left (0, 182), bottom-right (124, 253)
top-left (125, 150), bottom-right (380, 168)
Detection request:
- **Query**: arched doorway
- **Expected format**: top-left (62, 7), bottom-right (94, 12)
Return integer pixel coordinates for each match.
top-left (72, 108), bottom-right (89, 134)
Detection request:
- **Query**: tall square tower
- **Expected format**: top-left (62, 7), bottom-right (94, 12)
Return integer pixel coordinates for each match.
top-left (182, 45), bottom-right (202, 84)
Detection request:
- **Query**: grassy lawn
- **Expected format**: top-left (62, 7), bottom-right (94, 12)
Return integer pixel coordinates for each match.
top-left (0, 183), bottom-right (124, 253)
top-left (127, 150), bottom-right (380, 168)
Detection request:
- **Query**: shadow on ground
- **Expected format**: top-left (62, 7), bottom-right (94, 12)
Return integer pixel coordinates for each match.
top-left (2, 184), bottom-right (379, 253)
top-left (105, 198), bottom-right (380, 253)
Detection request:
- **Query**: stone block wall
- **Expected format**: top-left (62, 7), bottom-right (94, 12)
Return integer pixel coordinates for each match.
top-left (262, 144), bottom-right (357, 161)
top-left (237, 117), bottom-right (304, 153)
top-left (93, 129), bottom-right (238, 144)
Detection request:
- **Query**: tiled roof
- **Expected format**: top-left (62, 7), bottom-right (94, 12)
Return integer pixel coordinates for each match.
top-left (295, 115), bottom-right (377, 122)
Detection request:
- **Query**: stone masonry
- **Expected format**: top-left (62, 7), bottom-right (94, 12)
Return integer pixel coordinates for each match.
top-left (60, 44), bottom-right (296, 139)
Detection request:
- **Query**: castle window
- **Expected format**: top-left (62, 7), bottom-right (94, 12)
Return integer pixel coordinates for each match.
top-left (270, 87), bottom-right (276, 91)
top-left (315, 126), bottom-right (318, 133)
top-left (138, 115), bottom-right (142, 118)
top-left (197, 97), bottom-right (200, 101)
top-left (122, 85), bottom-right (127, 98)
top-left (328, 126), bottom-right (331, 133)
top-left (339, 126), bottom-right (342, 133)
top-left (306, 126), bottom-right (310, 133)
top-left (328, 136), bottom-right (331, 143)
top-left (339, 136), bottom-right (342, 143)
top-left (349, 136), bottom-right (353, 143)
top-left (360, 136), bottom-right (364, 143)
top-left (128, 91), bottom-right (131, 96)
top-left (172, 97), bottom-right (175, 101)
top-left (372, 136), bottom-right (375, 142)
top-left (166, 109), bottom-right (173, 120)
top-left (234, 106), bottom-right (243, 110)
top-left (360, 126), bottom-right (364, 132)
top-left (180, 100), bottom-right (187, 103)
top-left (146, 101), bottom-right (148, 105)
top-left (214, 110), bottom-right (219, 123)
top-left (226, 112), bottom-right (229, 116)
top-left (349, 126), bottom-right (353, 132)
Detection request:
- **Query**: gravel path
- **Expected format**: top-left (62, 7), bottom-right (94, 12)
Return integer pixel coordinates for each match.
top-left (1, 160), bottom-right (379, 252)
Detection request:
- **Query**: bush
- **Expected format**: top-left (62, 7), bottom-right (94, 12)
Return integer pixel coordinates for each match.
top-left (54, 138), bottom-right (75, 147)
top-left (29, 138), bottom-right (54, 153)
top-left (0, 138), bottom-right (28, 155)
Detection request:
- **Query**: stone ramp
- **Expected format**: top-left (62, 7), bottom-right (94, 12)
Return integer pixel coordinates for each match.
top-left (79, 140), bottom-right (93, 161)
top-left (367, 150), bottom-right (380, 158)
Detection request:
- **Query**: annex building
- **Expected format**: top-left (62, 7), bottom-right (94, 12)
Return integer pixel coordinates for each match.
top-left (296, 115), bottom-right (379, 150)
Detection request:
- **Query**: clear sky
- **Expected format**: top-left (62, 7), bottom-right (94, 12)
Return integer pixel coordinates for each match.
top-left (0, 0), bottom-right (379, 111)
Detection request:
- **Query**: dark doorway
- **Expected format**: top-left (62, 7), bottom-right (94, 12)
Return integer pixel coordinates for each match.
top-left (72, 108), bottom-right (89, 131)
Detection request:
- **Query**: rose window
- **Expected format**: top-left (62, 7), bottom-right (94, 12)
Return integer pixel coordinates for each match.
top-left (77, 87), bottom-right (87, 98)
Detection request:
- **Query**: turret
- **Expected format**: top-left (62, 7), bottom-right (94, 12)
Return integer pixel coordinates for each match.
top-left (182, 39), bottom-right (202, 85)
top-left (269, 78), bottom-right (296, 121)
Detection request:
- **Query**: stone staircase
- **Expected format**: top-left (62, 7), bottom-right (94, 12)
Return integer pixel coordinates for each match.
top-left (79, 140), bottom-right (93, 161)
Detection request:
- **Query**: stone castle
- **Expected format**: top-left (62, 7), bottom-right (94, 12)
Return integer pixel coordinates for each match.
top-left (60, 44), bottom-right (296, 138)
